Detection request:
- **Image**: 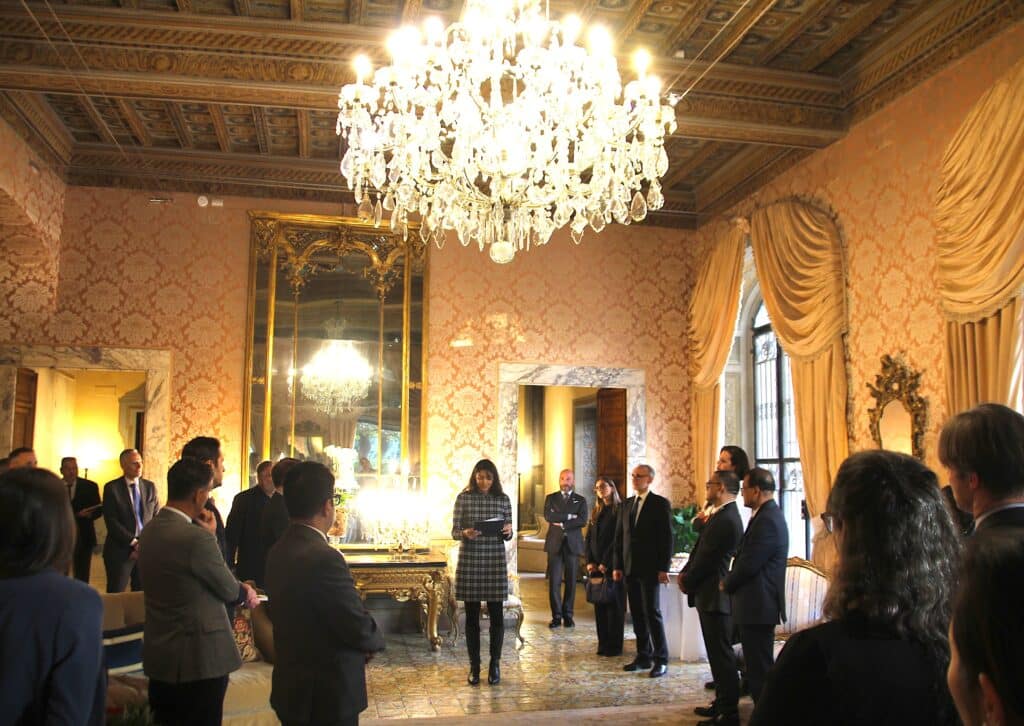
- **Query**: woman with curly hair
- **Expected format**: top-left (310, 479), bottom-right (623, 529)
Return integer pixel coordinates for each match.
top-left (948, 530), bottom-right (1024, 726)
top-left (451, 458), bottom-right (513, 686)
top-left (750, 450), bottom-right (961, 726)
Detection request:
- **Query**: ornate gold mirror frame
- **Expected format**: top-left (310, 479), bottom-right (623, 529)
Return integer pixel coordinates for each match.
top-left (241, 212), bottom-right (427, 520)
top-left (866, 354), bottom-right (928, 460)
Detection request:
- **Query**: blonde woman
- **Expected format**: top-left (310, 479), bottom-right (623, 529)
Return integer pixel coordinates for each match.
top-left (584, 477), bottom-right (625, 656)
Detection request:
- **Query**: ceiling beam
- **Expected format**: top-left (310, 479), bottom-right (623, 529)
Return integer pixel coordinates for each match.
top-left (289, 0), bottom-right (302, 22)
top-left (673, 92), bottom-right (845, 148)
top-left (661, 0), bottom-right (715, 56)
top-left (297, 109), bottom-right (309, 158)
top-left (617, 0), bottom-right (655, 45)
top-left (660, 141), bottom-right (719, 191)
top-left (796, 0), bottom-right (896, 72)
top-left (754, 0), bottom-right (837, 65)
top-left (174, 0), bottom-right (194, 11)
top-left (349, 0), bottom-right (364, 25)
top-left (115, 98), bottom-right (151, 146)
top-left (698, 0), bottom-right (777, 65)
top-left (252, 107), bottom-right (270, 154)
top-left (233, 0), bottom-right (254, 16)
top-left (166, 102), bottom-right (192, 149)
top-left (79, 96), bottom-right (117, 145)
top-left (1, 91), bottom-right (74, 163)
top-left (208, 104), bottom-right (231, 153)
top-left (401, 0), bottom-right (422, 24)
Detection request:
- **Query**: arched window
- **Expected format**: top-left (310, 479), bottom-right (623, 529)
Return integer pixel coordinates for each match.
top-left (751, 301), bottom-right (810, 557)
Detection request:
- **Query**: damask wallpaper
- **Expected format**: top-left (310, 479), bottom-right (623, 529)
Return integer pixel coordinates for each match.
top-left (720, 21), bottom-right (1024, 476)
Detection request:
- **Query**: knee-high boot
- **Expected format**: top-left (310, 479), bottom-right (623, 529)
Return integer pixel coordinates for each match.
top-left (487, 602), bottom-right (504, 685)
top-left (465, 603), bottom-right (481, 685)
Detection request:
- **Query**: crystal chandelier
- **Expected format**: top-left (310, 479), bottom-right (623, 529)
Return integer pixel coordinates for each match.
top-left (336, 0), bottom-right (678, 263)
top-left (300, 341), bottom-right (373, 415)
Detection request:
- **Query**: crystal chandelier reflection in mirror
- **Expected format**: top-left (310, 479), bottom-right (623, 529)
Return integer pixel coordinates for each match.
top-left (300, 340), bottom-right (373, 415)
top-left (336, 0), bottom-right (678, 264)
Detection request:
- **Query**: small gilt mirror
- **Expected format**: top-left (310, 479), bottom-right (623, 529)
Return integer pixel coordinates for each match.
top-left (867, 355), bottom-right (928, 460)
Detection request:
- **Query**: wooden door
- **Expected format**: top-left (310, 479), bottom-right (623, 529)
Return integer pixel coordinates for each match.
top-left (13, 368), bottom-right (38, 448)
top-left (596, 387), bottom-right (627, 500)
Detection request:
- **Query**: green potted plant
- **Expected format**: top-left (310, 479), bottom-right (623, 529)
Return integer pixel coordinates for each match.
top-left (329, 488), bottom-right (353, 538)
top-left (671, 504), bottom-right (700, 555)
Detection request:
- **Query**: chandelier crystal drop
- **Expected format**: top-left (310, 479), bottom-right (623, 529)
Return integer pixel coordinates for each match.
top-left (336, 0), bottom-right (677, 263)
top-left (300, 341), bottom-right (373, 415)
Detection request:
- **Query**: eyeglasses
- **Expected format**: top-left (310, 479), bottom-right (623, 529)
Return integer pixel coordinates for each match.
top-left (631, 473), bottom-right (649, 479)
top-left (820, 511), bottom-right (838, 534)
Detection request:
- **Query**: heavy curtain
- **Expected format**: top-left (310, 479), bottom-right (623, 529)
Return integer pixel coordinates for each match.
top-left (688, 222), bottom-right (745, 489)
top-left (750, 200), bottom-right (849, 517)
top-left (935, 56), bottom-right (1024, 413)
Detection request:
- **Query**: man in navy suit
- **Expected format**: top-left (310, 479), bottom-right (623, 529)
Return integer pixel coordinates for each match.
top-left (613, 464), bottom-right (674, 678)
top-left (61, 456), bottom-right (102, 583)
top-left (938, 403), bottom-right (1024, 535)
top-left (543, 468), bottom-right (588, 628)
top-left (722, 467), bottom-right (788, 704)
top-left (102, 449), bottom-right (159, 592)
top-left (681, 470), bottom-right (744, 726)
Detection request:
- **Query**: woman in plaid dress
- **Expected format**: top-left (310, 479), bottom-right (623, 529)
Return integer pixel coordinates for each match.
top-left (451, 459), bottom-right (513, 686)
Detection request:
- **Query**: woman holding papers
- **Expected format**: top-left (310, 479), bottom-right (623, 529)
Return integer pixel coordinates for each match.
top-left (451, 458), bottom-right (514, 686)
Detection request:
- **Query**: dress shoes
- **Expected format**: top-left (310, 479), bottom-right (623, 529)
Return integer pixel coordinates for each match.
top-left (696, 712), bottom-right (739, 726)
top-left (705, 680), bottom-right (716, 690)
top-left (694, 704), bottom-right (718, 717)
top-left (563, 617), bottom-right (575, 627)
top-left (623, 658), bottom-right (653, 672)
top-left (549, 617), bottom-right (562, 628)
top-left (648, 663), bottom-right (668, 678)
top-left (467, 665), bottom-right (480, 686)
top-left (487, 660), bottom-right (500, 685)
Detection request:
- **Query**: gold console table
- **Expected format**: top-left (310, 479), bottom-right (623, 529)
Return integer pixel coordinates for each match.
top-left (343, 550), bottom-right (450, 651)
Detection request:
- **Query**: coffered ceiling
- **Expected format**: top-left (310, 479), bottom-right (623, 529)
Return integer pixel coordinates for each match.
top-left (0, 0), bottom-right (1020, 228)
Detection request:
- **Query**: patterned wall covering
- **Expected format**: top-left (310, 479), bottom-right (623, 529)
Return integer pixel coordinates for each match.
top-left (426, 224), bottom-right (698, 507)
top-left (719, 22), bottom-right (1024, 476)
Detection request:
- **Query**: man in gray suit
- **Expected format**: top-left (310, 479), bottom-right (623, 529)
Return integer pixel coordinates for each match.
top-left (543, 469), bottom-right (588, 628)
top-left (102, 449), bottom-right (159, 592)
top-left (138, 457), bottom-right (259, 726)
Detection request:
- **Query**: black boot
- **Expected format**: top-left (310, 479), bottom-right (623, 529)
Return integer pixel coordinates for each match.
top-left (488, 610), bottom-right (504, 685)
top-left (466, 611), bottom-right (481, 686)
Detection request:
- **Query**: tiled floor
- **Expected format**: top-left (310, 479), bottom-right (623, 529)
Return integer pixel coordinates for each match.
top-left (362, 573), bottom-right (755, 723)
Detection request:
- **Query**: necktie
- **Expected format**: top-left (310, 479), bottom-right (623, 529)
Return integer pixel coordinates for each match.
top-left (129, 482), bottom-right (144, 535)
top-left (67, 483), bottom-right (73, 500)
top-left (634, 495), bottom-right (644, 525)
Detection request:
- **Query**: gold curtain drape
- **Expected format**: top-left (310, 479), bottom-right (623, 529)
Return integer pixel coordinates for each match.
top-left (935, 56), bottom-right (1024, 412)
top-left (688, 222), bottom-right (745, 490)
top-left (750, 200), bottom-right (849, 517)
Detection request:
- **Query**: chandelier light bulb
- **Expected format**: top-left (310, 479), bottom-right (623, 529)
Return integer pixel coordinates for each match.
top-left (336, 0), bottom-right (676, 263)
top-left (353, 55), bottom-right (372, 85)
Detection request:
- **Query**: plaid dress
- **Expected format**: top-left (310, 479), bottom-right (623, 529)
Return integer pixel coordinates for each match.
top-left (451, 489), bottom-right (513, 602)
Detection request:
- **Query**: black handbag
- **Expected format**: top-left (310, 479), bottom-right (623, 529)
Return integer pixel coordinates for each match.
top-left (585, 575), bottom-right (616, 604)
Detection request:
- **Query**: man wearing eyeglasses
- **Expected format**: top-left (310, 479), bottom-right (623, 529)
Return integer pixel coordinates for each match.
top-left (721, 467), bottom-right (788, 706)
top-left (613, 464), bottom-right (674, 678)
top-left (680, 471), bottom-right (744, 726)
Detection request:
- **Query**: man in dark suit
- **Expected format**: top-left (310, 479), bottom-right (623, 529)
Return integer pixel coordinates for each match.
top-left (613, 463), bottom-right (674, 678)
top-left (259, 457), bottom-right (299, 562)
top-left (265, 461), bottom-right (385, 726)
top-left (138, 457), bottom-right (259, 726)
top-left (61, 456), bottom-right (102, 583)
top-left (938, 403), bottom-right (1024, 535)
top-left (182, 436), bottom-right (229, 562)
top-left (543, 468), bottom-right (588, 628)
top-left (102, 448), bottom-right (159, 593)
top-left (680, 470), bottom-right (744, 726)
top-left (722, 467), bottom-right (788, 704)
top-left (226, 459), bottom-right (275, 585)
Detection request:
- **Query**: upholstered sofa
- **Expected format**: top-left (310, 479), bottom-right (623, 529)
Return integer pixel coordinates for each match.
top-left (100, 591), bottom-right (278, 725)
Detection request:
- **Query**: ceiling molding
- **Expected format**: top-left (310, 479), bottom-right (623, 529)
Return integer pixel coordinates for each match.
top-left (796, 0), bottom-right (897, 72)
top-left (698, 0), bottom-right (777, 65)
top-left (754, 0), bottom-right (837, 66)
top-left (660, 0), bottom-right (716, 57)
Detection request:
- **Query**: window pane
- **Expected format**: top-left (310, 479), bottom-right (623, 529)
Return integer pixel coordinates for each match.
top-left (754, 330), bottom-right (778, 460)
top-left (781, 462), bottom-right (805, 558)
top-left (753, 301), bottom-right (771, 328)
top-left (780, 347), bottom-right (800, 459)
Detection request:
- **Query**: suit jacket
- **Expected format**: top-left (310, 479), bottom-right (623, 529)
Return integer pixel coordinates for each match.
top-left (681, 501), bottom-right (743, 613)
top-left (543, 490), bottom-right (588, 555)
top-left (138, 508), bottom-right (244, 683)
top-left (225, 486), bottom-right (274, 584)
top-left (0, 570), bottom-right (106, 725)
top-left (69, 477), bottom-right (102, 549)
top-left (972, 504), bottom-right (1024, 535)
top-left (205, 496), bottom-right (228, 563)
top-left (614, 490), bottom-right (673, 580)
top-left (265, 524), bottom-right (385, 723)
top-left (724, 498), bottom-right (788, 626)
top-left (259, 493), bottom-right (289, 561)
top-left (102, 477), bottom-right (159, 561)
top-left (585, 504), bottom-right (621, 570)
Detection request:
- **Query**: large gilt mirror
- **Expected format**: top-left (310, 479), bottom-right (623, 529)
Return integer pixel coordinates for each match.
top-left (867, 355), bottom-right (927, 460)
top-left (243, 212), bottom-right (426, 548)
